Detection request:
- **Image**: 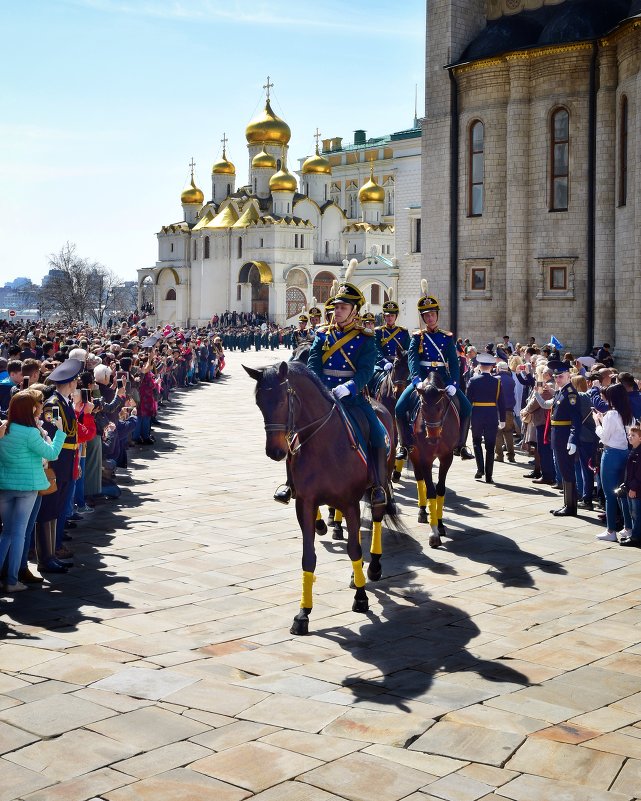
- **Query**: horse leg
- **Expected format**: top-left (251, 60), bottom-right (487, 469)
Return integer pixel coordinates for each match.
top-left (328, 507), bottom-right (335, 525)
top-left (435, 454), bottom-right (453, 539)
top-left (315, 508), bottom-right (327, 536)
top-left (416, 475), bottom-right (428, 524)
top-left (291, 498), bottom-right (317, 635)
top-left (332, 509), bottom-right (344, 540)
top-left (345, 506), bottom-right (369, 613)
top-left (368, 519), bottom-right (383, 582)
top-left (426, 468), bottom-right (441, 549)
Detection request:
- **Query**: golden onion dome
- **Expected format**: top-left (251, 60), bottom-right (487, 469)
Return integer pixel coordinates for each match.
top-left (358, 167), bottom-right (385, 204)
top-left (181, 177), bottom-right (204, 205)
top-left (246, 100), bottom-right (291, 145)
top-left (252, 147), bottom-right (277, 170)
top-left (211, 149), bottom-right (235, 175)
top-left (269, 166), bottom-right (297, 193)
top-left (302, 146), bottom-right (331, 175)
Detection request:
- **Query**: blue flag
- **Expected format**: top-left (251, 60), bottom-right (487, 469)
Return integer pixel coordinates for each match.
top-left (550, 335), bottom-right (563, 350)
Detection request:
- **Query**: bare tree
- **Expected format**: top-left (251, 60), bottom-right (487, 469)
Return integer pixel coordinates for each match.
top-left (42, 242), bottom-right (100, 321)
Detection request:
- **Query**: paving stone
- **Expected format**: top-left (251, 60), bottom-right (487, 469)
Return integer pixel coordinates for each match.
top-left (443, 704), bottom-right (547, 735)
top-left (190, 720), bottom-right (279, 751)
top-left (162, 679), bottom-right (269, 716)
top-left (299, 751), bottom-right (434, 801)
top-left (260, 730), bottom-right (362, 761)
top-left (248, 782), bottom-right (348, 801)
top-left (0, 757), bottom-right (53, 801)
top-left (583, 731), bottom-right (641, 759)
top-left (410, 722), bottom-right (525, 767)
top-left (190, 741), bottom-right (321, 792)
top-left (234, 671), bottom-right (337, 697)
top-left (499, 773), bottom-right (634, 801)
top-left (505, 738), bottom-right (624, 789)
top-left (21, 767), bottom-right (134, 801)
top-left (238, 694), bottom-right (347, 733)
top-left (89, 667), bottom-right (198, 700)
top-left (102, 767), bottom-right (251, 801)
top-left (458, 763), bottom-right (519, 788)
top-left (113, 741), bottom-right (212, 778)
top-left (569, 706), bottom-right (641, 733)
top-left (321, 707), bottom-right (433, 746)
top-left (0, 720), bottom-right (39, 755)
top-left (610, 757), bottom-right (641, 796)
top-left (0, 694), bottom-right (115, 737)
top-left (427, 772), bottom-right (494, 801)
top-left (87, 706), bottom-right (209, 750)
top-left (532, 723), bottom-right (600, 744)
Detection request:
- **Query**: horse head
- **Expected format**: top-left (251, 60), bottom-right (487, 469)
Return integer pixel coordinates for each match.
top-left (391, 348), bottom-right (409, 400)
top-left (416, 373), bottom-right (447, 445)
top-left (243, 361), bottom-right (290, 461)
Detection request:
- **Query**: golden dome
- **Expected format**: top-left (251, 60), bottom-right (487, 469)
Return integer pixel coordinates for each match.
top-left (181, 177), bottom-right (204, 205)
top-left (212, 149), bottom-right (235, 175)
top-left (302, 146), bottom-right (331, 175)
top-left (358, 166), bottom-right (385, 204)
top-left (252, 147), bottom-right (277, 169)
top-left (246, 100), bottom-right (291, 145)
top-left (269, 165), bottom-right (297, 193)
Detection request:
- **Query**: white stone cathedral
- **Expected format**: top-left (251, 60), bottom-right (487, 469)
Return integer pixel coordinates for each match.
top-left (138, 82), bottom-right (422, 328)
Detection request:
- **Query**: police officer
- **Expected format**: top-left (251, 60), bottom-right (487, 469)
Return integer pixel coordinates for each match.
top-left (394, 283), bottom-right (473, 459)
top-left (466, 353), bottom-right (506, 483)
top-left (548, 359), bottom-right (582, 516)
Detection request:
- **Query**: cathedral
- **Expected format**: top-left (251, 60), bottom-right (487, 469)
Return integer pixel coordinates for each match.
top-left (424, 0), bottom-right (641, 364)
top-left (139, 82), bottom-right (422, 328)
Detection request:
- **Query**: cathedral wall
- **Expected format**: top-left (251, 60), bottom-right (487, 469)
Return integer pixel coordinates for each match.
top-left (394, 150), bottom-right (422, 328)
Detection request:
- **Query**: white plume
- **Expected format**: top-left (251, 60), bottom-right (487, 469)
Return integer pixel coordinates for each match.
top-left (388, 287), bottom-right (394, 301)
top-left (362, 303), bottom-right (369, 314)
top-left (345, 258), bottom-right (358, 283)
top-left (330, 279), bottom-right (339, 296)
top-left (312, 296), bottom-right (317, 306)
top-left (421, 278), bottom-right (428, 295)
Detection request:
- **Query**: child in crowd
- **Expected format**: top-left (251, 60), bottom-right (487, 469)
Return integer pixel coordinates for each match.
top-left (622, 426), bottom-right (641, 547)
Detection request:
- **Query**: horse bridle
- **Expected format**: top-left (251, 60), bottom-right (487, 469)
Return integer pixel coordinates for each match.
top-left (419, 386), bottom-right (454, 433)
top-left (264, 378), bottom-right (336, 456)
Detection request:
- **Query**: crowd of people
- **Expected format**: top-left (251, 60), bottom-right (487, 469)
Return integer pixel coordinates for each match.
top-left (0, 317), bottom-right (225, 595)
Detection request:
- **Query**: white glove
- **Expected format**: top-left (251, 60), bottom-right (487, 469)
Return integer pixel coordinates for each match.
top-left (498, 422), bottom-right (506, 430)
top-left (332, 384), bottom-right (350, 400)
top-left (383, 362), bottom-right (393, 372)
top-left (567, 443), bottom-right (577, 456)
top-left (445, 385), bottom-right (457, 397)
top-left (416, 380), bottom-right (427, 391)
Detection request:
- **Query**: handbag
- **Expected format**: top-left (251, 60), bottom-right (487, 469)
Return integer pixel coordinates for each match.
top-left (38, 466), bottom-right (57, 496)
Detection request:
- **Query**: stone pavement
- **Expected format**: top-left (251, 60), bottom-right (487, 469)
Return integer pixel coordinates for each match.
top-left (1, 347), bottom-right (641, 801)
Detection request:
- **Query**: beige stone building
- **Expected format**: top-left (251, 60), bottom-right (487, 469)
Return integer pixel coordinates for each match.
top-left (424, 0), bottom-right (641, 363)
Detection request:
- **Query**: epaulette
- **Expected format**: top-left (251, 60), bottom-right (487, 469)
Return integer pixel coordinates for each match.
top-left (437, 328), bottom-right (453, 337)
top-left (362, 328), bottom-right (374, 337)
top-left (375, 325), bottom-right (385, 332)
top-left (317, 324), bottom-right (330, 334)
top-left (412, 329), bottom-right (423, 337)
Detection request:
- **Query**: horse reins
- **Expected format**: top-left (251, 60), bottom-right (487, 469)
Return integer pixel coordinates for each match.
top-left (264, 379), bottom-right (337, 456)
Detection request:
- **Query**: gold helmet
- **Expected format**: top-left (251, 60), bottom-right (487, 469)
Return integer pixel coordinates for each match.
top-left (417, 279), bottom-right (440, 313)
top-left (324, 280), bottom-right (338, 322)
top-left (308, 296), bottom-right (322, 318)
top-left (298, 307), bottom-right (309, 323)
top-left (360, 303), bottom-right (375, 323)
top-left (334, 260), bottom-right (365, 309)
top-left (382, 287), bottom-right (399, 315)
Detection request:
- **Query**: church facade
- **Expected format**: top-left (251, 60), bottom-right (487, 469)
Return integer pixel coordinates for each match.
top-left (424, 0), bottom-right (641, 363)
top-left (139, 86), bottom-right (422, 329)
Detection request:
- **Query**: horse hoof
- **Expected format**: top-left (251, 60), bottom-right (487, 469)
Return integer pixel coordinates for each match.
top-left (290, 610), bottom-right (310, 636)
top-left (418, 509), bottom-right (428, 524)
top-left (392, 470), bottom-right (402, 483)
top-left (429, 534), bottom-right (442, 549)
top-left (367, 565), bottom-right (382, 582)
top-left (437, 522), bottom-right (447, 537)
top-left (315, 520), bottom-right (327, 535)
top-left (352, 598), bottom-right (369, 613)
top-left (332, 526), bottom-right (345, 541)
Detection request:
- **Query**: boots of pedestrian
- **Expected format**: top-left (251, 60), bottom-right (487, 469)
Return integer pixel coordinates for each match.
top-left (473, 441), bottom-right (484, 479)
top-left (37, 521), bottom-right (67, 574)
top-left (485, 451), bottom-right (495, 484)
top-left (552, 481), bottom-right (578, 516)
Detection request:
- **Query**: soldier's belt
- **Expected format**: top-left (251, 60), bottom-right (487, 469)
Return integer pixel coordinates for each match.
top-left (551, 420), bottom-right (572, 426)
top-left (323, 369), bottom-right (355, 378)
top-left (420, 361), bottom-right (446, 368)
top-left (62, 443), bottom-right (79, 450)
top-left (473, 402), bottom-right (496, 407)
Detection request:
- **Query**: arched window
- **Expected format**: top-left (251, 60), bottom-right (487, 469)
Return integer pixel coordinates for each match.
top-left (312, 271), bottom-right (335, 303)
top-left (204, 236), bottom-right (210, 259)
top-left (469, 120), bottom-right (484, 217)
top-left (619, 96), bottom-right (628, 207)
top-left (551, 108), bottom-right (569, 211)
top-left (286, 287), bottom-right (306, 318)
top-left (371, 284), bottom-right (381, 305)
top-left (165, 288), bottom-right (176, 301)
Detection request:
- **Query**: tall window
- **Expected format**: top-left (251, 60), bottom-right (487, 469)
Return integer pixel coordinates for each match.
top-left (371, 284), bottom-right (380, 305)
top-left (237, 238), bottom-right (242, 258)
top-left (204, 237), bottom-right (210, 259)
top-left (313, 271), bottom-right (334, 303)
top-left (469, 120), bottom-right (484, 216)
top-left (192, 240), bottom-right (196, 258)
top-left (619, 96), bottom-right (628, 207)
top-left (551, 108), bottom-right (569, 211)
top-left (412, 219), bottom-right (421, 253)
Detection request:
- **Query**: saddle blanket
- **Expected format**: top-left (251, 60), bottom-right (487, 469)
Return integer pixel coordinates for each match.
top-left (335, 402), bottom-right (391, 468)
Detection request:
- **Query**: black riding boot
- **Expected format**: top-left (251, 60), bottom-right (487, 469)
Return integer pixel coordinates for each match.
top-left (473, 439), bottom-right (484, 479)
top-left (552, 481), bottom-right (577, 516)
top-left (371, 447), bottom-right (388, 507)
top-left (485, 450), bottom-right (495, 484)
top-left (454, 416), bottom-right (474, 460)
top-left (395, 414), bottom-right (414, 460)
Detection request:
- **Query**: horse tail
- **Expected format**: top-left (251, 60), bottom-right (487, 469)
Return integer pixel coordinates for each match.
top-left (383, 505), bottom-right (410, 536)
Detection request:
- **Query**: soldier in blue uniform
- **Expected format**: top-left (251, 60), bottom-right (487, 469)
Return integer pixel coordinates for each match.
top-left (292, 313), bottom-right (311, 349)
top-left (361, 308), bottom-right (376, 333)
top-left (375, 296), bottom-right (410, 371)
top-left (307, 301), bottom-right (322, 336)
top-left (394, 285), bottom-right (473, 459)
top-left (466, 353), bottom-right (506, 483)
top-left (548, 359), bottom-right (582, 516)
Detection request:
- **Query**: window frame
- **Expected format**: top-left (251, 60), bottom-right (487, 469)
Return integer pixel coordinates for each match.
top-left (619, 95), bottom-right (628, 208)
top-left (468, 120), bottom-right (485, 217)
top-left (550, 107), bottom-right (570, 212)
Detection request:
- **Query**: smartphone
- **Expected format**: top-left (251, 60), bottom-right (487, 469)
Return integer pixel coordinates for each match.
top-left (117, 378), bottom-right (124, 389)
top-left (81, 389), bottom-right (90, 403)
top-left (51, 407), bottom-right (60, 421)
top-left (22, 377), bottom-right (30, 389)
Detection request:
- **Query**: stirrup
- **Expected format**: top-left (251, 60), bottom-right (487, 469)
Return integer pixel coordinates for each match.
top-left (395, 446), bottom-right (407, 460)
top-left (273, 484), bottom-right (292, 505)
top-left (371, 486), bottom-right (387, 506)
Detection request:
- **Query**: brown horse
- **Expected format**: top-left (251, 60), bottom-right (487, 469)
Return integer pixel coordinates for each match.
top-left (373, 348), bottom-right (409, 482)
top-left (244, 360), bottom-right (398, 635)
top-left (408, 372), bottom-right (459, 549)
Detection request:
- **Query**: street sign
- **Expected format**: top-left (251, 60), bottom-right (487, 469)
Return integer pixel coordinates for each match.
top-left (8, 310), bottom-right (16, 317)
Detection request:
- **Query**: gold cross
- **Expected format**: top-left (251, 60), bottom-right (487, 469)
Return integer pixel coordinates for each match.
top-left (263, 76), bottom-right (274, 100)
top-left (314, 128), bottom-right (321, 150)
top-left (220, 133), bottom-right (228, 154)
top-left (189, 157), bottom-right (196, 178)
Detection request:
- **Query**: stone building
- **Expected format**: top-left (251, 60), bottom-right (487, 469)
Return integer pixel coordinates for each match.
top-left (424, 0), bottom-right (641, 362)
top-left (139, 83), bottom-right (422, 328)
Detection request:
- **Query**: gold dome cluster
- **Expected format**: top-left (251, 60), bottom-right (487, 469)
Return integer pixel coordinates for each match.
top-left (246, 100), bottom-right (291, 145)
top-left (181, 177), bottom-right (204, 205)
top-left (252, 146), bottom-right (277, 169)
top-left (302, 146), bottom-right (331, 176)
top-left (212, 149), bottom-right (235, 175)
top-left (358, 166), bottom-right (385, 204)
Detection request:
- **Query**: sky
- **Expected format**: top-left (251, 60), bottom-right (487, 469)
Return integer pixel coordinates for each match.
top-left (0, 0), bottom-right (426, 285)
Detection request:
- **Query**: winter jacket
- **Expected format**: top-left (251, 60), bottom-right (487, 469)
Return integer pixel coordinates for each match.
top-left (625, 446), bottom-right (641, 493)
top-left (0, 424), bottom-right (66, 491)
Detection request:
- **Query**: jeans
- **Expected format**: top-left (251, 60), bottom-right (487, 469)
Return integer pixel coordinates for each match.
top-left (0, 490), bottom-right (38, 584)
top-left (75, 456), bottom-right (86, 507)
top-left (629, 497), bottom-right (641, 541)
top-left (21, 494), bottom-right (42, 570)
top-left (601, 446), bottom-right (632, 532)
top-left (140, 416), bottom-right (152, 440)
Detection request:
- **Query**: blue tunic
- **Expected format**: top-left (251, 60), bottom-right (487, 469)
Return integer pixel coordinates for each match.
top-left (375, 325), bottom-right (411, 369)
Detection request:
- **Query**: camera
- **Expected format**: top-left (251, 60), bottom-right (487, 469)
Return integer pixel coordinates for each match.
top-left (614, 483), bottom-right (627, 498)
top-left (51, 407), bottom-right (60, 421)
top-left (81, 389), bottom-right (90, 403)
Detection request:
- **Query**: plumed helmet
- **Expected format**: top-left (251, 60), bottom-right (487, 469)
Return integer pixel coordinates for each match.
top-left (308, 296), bottom-right (322, 317)
top-left (382, 286), bottom-right (399, 315)
top-left (417, 278), bottom-right (440, 313)
top-left (334, 259), bottom-right (365, 310)
top-left (298, 307), bottom-right (309, 323)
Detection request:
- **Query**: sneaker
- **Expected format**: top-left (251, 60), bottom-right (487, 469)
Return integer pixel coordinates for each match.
top-left (5, 582), bottom-right (28, 592)
top-left (596, 530), bottom-right (618, 542)
top-left (68, 512), bottom-right (84, 521)
top-left (618, 528), bottom-right (633, 539)
top-left (76, 505), bottom-right (95, 514)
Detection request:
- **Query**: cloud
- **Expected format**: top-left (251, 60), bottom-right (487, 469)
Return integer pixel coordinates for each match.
top-left (63, 0), bottom-right (423, 38)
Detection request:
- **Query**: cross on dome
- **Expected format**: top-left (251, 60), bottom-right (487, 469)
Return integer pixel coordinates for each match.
top-left (220, 133), bottom-right (228, 154)
top-left (189, 157), bottom-right (196, 178)
top-left (263, 76), bottom-right (274, 101)
top-left (314, 129), bottom-right (321, 149)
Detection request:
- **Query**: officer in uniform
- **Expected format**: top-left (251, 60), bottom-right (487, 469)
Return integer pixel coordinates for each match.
top-left (292, 313), bottom-right (311, 349)
top-left (307, 302), bottom-right (323, 335)
top-left (466, 352), bottom-right (506, 483)
top-left (394, 285), bottom-right (473, 459)
top-left (375, 295), bottom-right (410, 372)
top-left (37, 358), bottom-right (83, 573)
top-left (548, 359), bottom-right (582, 516)
top-left (361, 308), bottom-right (376, 333)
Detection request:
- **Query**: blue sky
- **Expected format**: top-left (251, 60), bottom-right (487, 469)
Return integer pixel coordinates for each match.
top-left (1, 0), bottom-right (425, 283)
